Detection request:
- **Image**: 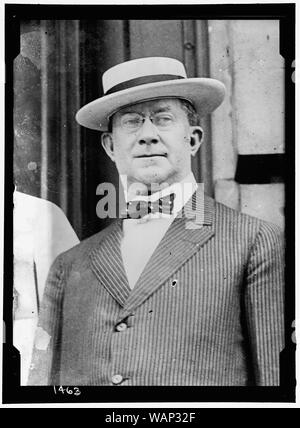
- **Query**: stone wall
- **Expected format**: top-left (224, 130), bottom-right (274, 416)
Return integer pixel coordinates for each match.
top-left (209, 20), bottom-right (284, 229)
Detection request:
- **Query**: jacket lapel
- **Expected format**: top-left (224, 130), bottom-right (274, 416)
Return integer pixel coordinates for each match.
top-left (89, 220), bottom-right (131, 307)
top-left (117, 192), bottom-right (215, 321)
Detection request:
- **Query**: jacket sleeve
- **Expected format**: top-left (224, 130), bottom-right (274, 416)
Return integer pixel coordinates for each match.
top-left (27, 254), bottom-right (66, 385)
top-left (244, 221), bottom-right (285, 386)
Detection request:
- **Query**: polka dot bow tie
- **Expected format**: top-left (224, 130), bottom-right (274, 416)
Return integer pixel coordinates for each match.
top-left (122, 193), bottom-right (176, 219)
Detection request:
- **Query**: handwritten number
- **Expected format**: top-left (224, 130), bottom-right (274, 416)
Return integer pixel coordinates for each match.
top-left (74, 387), bottom-right (81, 396)
top-left (53, 386), bottom-right (81, 396)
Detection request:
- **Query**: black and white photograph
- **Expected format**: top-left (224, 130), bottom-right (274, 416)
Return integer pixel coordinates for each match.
top-left (2, 2), bottom-right (296, 407)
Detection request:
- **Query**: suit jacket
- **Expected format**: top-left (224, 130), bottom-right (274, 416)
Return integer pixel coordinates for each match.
top-left (28, 192), bottom-right (284, 386)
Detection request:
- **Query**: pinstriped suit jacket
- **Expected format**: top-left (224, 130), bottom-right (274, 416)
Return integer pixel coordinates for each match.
top-left (28, 192), bottom-right (284, 386)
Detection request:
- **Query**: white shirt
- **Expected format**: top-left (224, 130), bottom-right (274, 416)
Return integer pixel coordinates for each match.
top-left (120, 173), bottom-right (197, 289)
top-left (13, 190), bottom-right (79, 385)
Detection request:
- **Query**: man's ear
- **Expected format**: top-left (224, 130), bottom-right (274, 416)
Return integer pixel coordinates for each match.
top-left (189, 126), bottom-right (204, 157)
top-left (101, 132), bottom-right (115, 163)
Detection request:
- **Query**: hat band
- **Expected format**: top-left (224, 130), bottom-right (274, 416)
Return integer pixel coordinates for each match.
top-left (105, 74), bottom-right (184, 95)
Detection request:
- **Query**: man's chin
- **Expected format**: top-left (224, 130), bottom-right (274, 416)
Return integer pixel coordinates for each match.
top-left (135, 168), bottom-right (173, 187)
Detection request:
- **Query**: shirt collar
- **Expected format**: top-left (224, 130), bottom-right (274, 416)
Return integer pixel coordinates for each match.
top-left (124, 172), bottom-right (198, 217)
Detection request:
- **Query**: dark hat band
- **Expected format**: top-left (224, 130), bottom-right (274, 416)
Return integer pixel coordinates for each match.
top-left (105, 74), bottom-right (184, 95)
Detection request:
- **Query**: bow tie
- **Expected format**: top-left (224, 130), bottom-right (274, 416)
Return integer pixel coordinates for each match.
top-left (121, 193), bottom-right (176, 219)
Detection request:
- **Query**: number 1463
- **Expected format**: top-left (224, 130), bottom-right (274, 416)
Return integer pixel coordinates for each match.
top-left (53, 386), bottom-right (81, 396)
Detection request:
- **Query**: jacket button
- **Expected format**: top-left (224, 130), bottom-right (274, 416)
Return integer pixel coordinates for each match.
top-left (111, 374), bottom-right (123, 385)
top-left (116, 322), bottom-right (127, 332)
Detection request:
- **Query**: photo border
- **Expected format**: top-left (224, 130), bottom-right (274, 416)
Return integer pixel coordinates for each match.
top-left (3, 2), bottom-right (296, 404)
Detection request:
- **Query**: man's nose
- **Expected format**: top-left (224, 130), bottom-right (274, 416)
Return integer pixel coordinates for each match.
top-left (137, 117), bottom-right (159, 145)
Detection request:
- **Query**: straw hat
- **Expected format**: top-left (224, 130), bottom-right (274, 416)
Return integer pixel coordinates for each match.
top-left (75, 57), bottom-right (226, 131)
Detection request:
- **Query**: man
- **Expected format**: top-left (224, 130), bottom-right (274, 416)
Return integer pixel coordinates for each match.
top-left (28, 57), bottom-right (284, 386)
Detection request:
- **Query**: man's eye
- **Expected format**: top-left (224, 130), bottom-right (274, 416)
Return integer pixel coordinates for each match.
top-left (122, 115), bottom-right (143, 127)
top-left (155, 115), bottom-right (173, 126)
top-left (127, 119), bottom-right (140, 125)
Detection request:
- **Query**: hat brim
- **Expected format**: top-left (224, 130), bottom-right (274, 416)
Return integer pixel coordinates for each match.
top-left (75, 78), bottom-right (226, 131)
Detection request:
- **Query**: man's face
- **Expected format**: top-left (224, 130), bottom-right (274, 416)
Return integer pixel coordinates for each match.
top-left (102, 98), bottom-right (202, 188)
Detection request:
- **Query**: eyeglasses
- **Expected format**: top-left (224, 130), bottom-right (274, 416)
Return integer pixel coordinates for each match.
top-left (119, 112), bottom-right (176, 132)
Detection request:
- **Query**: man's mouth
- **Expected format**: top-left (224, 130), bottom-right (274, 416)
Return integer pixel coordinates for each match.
top-left (135, 154), bottom-right (167, 158)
